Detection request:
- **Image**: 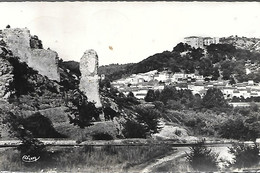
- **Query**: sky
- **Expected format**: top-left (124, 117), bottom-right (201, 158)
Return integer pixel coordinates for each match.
top-left (0, 2), bottom-right (260, 65)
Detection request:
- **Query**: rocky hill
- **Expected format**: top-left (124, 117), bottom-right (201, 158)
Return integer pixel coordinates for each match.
top-left (220, 35), bottom-right (260, 52)
top-left (0, 27), bottom-right (125, 141)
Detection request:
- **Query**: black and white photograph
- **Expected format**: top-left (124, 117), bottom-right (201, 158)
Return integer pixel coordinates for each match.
top-left (1, 1), bottom-right (260, 172)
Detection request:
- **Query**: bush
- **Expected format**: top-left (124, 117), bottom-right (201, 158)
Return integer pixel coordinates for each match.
top-left (2, 110), bottom-right (47, 157)
top-left (122, 119), bottom-right (147, 138)
top-left (166, 100), bottom-right (183, 110)
top-left (92, 133), bottom-right (114, 140)
top-left (228, 143), bottom-right (260, 169)
top-left (153, 101), bottom-right (165, 112)
top-left (23, 112), bottom-right (66, 138)
top-left (186, 140), bottom-right (219, 171)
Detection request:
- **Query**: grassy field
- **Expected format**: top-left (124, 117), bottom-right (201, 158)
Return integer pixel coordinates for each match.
top-left (0, 144), bottom-right (175, 172)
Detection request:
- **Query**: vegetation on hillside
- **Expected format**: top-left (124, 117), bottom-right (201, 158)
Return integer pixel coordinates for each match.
top-left (141, 85), bottom-right (260, 140)
top-left (99, 42), bottom-right (260, 83)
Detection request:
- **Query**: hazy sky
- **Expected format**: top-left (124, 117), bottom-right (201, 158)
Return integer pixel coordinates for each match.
top-left (0, 2), bottom-right (260, 65)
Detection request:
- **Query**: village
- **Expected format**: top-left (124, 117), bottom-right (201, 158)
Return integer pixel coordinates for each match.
top-left (111, 69), bottom-right (260, 102)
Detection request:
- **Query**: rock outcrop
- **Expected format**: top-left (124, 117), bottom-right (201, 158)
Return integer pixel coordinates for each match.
top-left (2, 28), bottom-right (60, 82)
top-left (0, 57), bottom-right (13, 101)
top-left (79, 49), bottom-right (102, 108)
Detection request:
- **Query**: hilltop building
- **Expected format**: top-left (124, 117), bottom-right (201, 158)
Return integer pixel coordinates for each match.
top-left (184, 36), bottom-right (219, 48)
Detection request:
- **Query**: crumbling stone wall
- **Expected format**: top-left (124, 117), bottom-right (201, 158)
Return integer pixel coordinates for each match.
top-left (2, 28), bottom-right (60, 82)
top-left (2, 28), bottom-right (31, 63)
top-left (79, 49), bottom-right (102, 108)
top-left (30, 50), bottom-right (60, 82)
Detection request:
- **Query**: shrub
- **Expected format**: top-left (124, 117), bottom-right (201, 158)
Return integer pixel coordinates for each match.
top-left (122, 119), bottom-right (147, 138)
top-left (23, 112), bottom-right (66, 138)
top-left (92, 133), bottom-right (114, 140)
top-left (2, 110), bottom-right (47, 157)
top-left (228, 143), bottom-right (260, 169)
top-left (186, 140), bottom-right (219, 171)
top-left (166, 100), bottom-right (183, 110)
top-left (174, 129), bottom-right (182, 136)
top-left (153, 101), bottom-right (165, 112)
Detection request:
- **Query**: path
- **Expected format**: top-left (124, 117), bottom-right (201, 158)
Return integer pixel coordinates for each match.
top-left (141, 147), bottom-right (189, 173)
top-left (141, 144), bottom-right (234, 173)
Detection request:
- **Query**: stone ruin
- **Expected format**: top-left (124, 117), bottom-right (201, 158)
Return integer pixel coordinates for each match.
top-left (2, 28), bottom-right (60, 82)
top-left (79, 49), bottom-right (102, 108)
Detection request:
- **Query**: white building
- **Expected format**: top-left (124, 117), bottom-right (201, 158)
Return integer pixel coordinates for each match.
top-left (184, 36), bottom-right (219, 48)
top-left (184, 36), bottom-right (204, 48)
top-left (203, 37), bottom-right (219, 46)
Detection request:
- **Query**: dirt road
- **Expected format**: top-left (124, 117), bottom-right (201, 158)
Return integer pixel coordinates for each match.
top-left (141, 147), bottom-right (189, 173)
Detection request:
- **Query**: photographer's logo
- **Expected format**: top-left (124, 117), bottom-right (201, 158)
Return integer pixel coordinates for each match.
top-left (22, 155), bottom-right (40, 162)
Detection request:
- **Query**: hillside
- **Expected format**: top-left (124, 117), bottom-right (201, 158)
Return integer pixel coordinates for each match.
top-left (100, 38), bottom-right (260, 83)
top-left (220, 35), bottom-right (260, 52)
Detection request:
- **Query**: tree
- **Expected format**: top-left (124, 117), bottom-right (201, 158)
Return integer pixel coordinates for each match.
top-left (186, 140), bottom-right (219, 171)
top-left (144, 89), bottom-right (156, 102)
top-left (99, 78), bottom-right (111, 89)
top-left (67, 90), bottom-right (100, 128)
top-left (211, 67), bottom-right (220, 80)
top-left (202, 88), bottom-right (228, 109)
top-left (221, 60), bottom-right (235, 80)
top-left (229, 77), bottom-right (236, 85)
top-left (159, 86), bottom-right (179, 104)
top-left (122, 119), bottom-right (147, 138)
top-left (154, 90), bottom-right (161, 100)
top-left (192, 94), bottom-right (203, 109)
top-left (198, 58), bottom-right (214, 77)
top-left (173, 42), bottom-right (191, 52)
top-left (127, 91), bottom-right (135, 98)
top-left (218, 118), bottom-right (250, 140)
top-left (228, 143), bottom-right (260, 169)
top-left (134, 106), bottom-right (162, 134)
top-left (188, 47), bottom-right (204, 61)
